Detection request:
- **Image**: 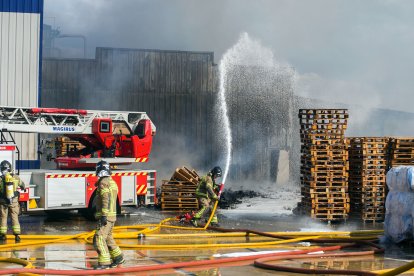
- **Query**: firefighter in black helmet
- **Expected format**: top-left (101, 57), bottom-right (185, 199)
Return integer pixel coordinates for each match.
top-left (0, 160), bottom-right (25, 242)
top-left (93, 160), bottom-right (125, 269)
top-left (191, 166), bottom-right (222, 227)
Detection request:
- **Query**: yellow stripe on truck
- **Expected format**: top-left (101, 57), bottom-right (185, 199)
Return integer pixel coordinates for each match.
top-left (137, 185), bottom-right (147, 195)
top-left (135, 158), bottom-right (149, 162)
top-left (46, 172), bottom-right (148, 178)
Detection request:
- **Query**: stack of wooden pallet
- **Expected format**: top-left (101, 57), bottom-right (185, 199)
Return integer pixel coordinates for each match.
top-left (348, 137), bottom-right (388, 223)
top-left (388, 138), bottom-right (414, 167)
top-left (54, 136), bottom-right (85, 157)
top-left (161, 167), bottom-right (200, 211)
top-left (299, 109), bottom-right (349, 222)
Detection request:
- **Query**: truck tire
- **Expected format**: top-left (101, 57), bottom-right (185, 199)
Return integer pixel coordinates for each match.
top-left (19, 202), bottom-right (27, 216)
top-left (116, 201), bottom-right (121, 215)
top-left (83, 192), bottom-right (98, 220)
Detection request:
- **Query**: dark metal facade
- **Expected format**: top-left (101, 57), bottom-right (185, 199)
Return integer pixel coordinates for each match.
top-left (41, 48), bottom-right (219, 179)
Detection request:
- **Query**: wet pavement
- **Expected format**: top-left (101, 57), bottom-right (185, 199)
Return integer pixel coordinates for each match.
top-left (0, 206), bottom-right (412, 275)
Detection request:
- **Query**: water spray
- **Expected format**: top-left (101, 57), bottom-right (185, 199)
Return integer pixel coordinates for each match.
top-left (218, 60), bottom-right (232, 184)
top-left (216, 32), bottom-right (295, 190)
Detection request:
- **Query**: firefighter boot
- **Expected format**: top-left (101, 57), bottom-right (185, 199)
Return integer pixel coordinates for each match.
top-left (94, 264), bottom-right (111, 270)
top-left (190, 219), bottom-right (198, 227)
top-left (110, 255), bottom-right (125, 268)
top-left (14, 235), bottom-right (20, 242)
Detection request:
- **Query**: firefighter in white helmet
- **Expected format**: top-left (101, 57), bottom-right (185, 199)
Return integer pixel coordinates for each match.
top-left (0, 160), bottom-right (25, 242)
top-left (93, 160), bottom-right (125, 269)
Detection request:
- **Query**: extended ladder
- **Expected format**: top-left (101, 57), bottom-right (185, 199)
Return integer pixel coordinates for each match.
top-left (0, 106), bottom-right (154, 134)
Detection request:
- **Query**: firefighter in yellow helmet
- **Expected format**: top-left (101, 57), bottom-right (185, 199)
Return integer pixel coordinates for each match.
top-left (191, 166), bottom-right (222, 227)
top-left (0, 160), bottom-right (25, 242)
top-left (93, 160), bottom-right (125, 269)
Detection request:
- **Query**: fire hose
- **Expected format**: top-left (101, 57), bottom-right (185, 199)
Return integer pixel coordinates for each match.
top-left (0, 244), bottom-right (375, 275)
top-left (0, 227), bottom-right (408, 275)
top-left (0, 198), bottom-right (410, 275)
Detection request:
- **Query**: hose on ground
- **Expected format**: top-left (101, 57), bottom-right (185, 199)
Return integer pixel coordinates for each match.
top-left (0, 244), bottom-right (349, 275)
top-left (254, 250), bottom-right (379, 276)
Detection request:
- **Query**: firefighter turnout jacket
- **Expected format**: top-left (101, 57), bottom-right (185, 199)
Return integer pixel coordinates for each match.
top-left (196, 173), bottom-right (218, 201)
top-left (95, 176), bottom-right (118, 222)
top-left (0, 173), bottom-right (25, 204)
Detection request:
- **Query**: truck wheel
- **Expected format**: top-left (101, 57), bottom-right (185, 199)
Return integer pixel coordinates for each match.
top-left (83, 193), bottom-right (98, 220)
top-left (19, 202), bottom-right (27, 216)
top-left (137, 195), bottom-right (145, 207)
top-left (116, 200), bottom-right (121, 215)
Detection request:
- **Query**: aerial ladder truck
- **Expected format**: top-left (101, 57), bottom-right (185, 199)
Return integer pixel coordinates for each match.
top-left (0, 106), bottom-right (157, 218)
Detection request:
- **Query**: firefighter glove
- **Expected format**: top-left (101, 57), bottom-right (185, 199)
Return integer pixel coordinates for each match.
top-left (100, 216), bottom-right (108, 226)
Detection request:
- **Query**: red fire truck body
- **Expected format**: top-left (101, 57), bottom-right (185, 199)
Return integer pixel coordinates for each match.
top-left (0, 106), bottom-right (157, 215)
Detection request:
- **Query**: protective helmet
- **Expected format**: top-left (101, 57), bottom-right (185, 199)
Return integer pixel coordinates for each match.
top-left (0, 160), bottom-right (11, 175)
top-left (210, 166), bottom-right (222, 178)
top-left (96, 160), bottom-right (111, 177)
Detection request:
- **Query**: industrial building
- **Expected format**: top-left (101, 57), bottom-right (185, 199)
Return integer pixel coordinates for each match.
top-left (2, 1), bottom-right (414, 275)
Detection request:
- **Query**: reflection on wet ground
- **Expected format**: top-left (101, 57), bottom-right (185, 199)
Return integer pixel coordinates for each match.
top-left (0, 207), bottom-right (412, 275)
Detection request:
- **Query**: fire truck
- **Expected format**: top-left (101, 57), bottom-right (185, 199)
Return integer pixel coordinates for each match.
top-left (0, 106), bottom-right (157, 218)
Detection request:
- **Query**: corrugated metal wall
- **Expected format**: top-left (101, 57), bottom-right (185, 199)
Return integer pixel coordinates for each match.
top-left (0, 0), bottom-right (43, 169)
top-left (42, 48), bottom-right (219, 178)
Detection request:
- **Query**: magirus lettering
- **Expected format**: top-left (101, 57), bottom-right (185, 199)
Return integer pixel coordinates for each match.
top-left (52, 126), bottom-right (75, 132)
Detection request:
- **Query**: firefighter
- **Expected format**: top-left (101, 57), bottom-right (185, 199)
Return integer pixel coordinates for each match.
top-left (0, 160), bottom-right (25, 242)
top-left (93, 160), bottom-right (125, 269)
top-left (191, 166), bottom-right (222, 227)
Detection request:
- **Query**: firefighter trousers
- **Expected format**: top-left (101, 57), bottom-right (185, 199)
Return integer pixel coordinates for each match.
top-left (93, 220), bottom-right (123, 266)
top-left (193, 197), bottom-right (218, 224)
top-left (0, 200), bottom-right (20, 235)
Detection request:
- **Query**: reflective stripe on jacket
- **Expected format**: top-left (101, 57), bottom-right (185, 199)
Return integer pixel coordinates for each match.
top-left (195, 174), bottom-right (218, 200)
top-left (95, 176), bottom-right (118, 222)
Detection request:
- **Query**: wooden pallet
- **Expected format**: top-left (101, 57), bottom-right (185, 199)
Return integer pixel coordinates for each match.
top-left (301, 167), bottom-right (348, 174)
top-left (300, 138), bottom-right (346, 145)
top-left (162, 180), bottom-right (197, 186)
top-left (348, 137), bottom-right (389, 143)
top-left (302, 144), bottom-right (349, 150)
top-left (310, 213), bottom-right (349, 221)
top-left (348, 175), bottom-right (386, 181)
top-left (301, 161), bottom-right (348, 168)
top-left (309, 197), bottom-right (350, 204)
top-left (362, 213), bottom-right (385, 222)
top-left (54, 136), bottom-right (85, 157)
top-left (390, 160), bottom-right (414, 166)
top-left (349, 165), bottom-right (388, 171)
top-left (301, 175), bottom-right (348, 181)
top-left (301, 150), bottom-right (348, 157)
top-left (301, 191), bottom-right (349, 199)
top-left (170, 167), bottom-right (200, 185)
top-left (299, 119), bottom-right (348, 126)
top-left (161, 191), bottom-right (196, 197)
top-left (300, 124), bottom-right (348, 131)
top-left (300, 129), bottom-right (346, 135)
top-left (161, 197), bottom-right (198, 204)
top-left (301, 186), bottom-right (348, 194)
top-left (299, 109), bottom-right (348, 116)
top-left (161, 203), bottom-right (199, 210)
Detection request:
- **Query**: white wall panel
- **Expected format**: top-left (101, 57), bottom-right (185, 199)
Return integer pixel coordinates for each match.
top-left (0, 12), bottom-right (41, 164)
